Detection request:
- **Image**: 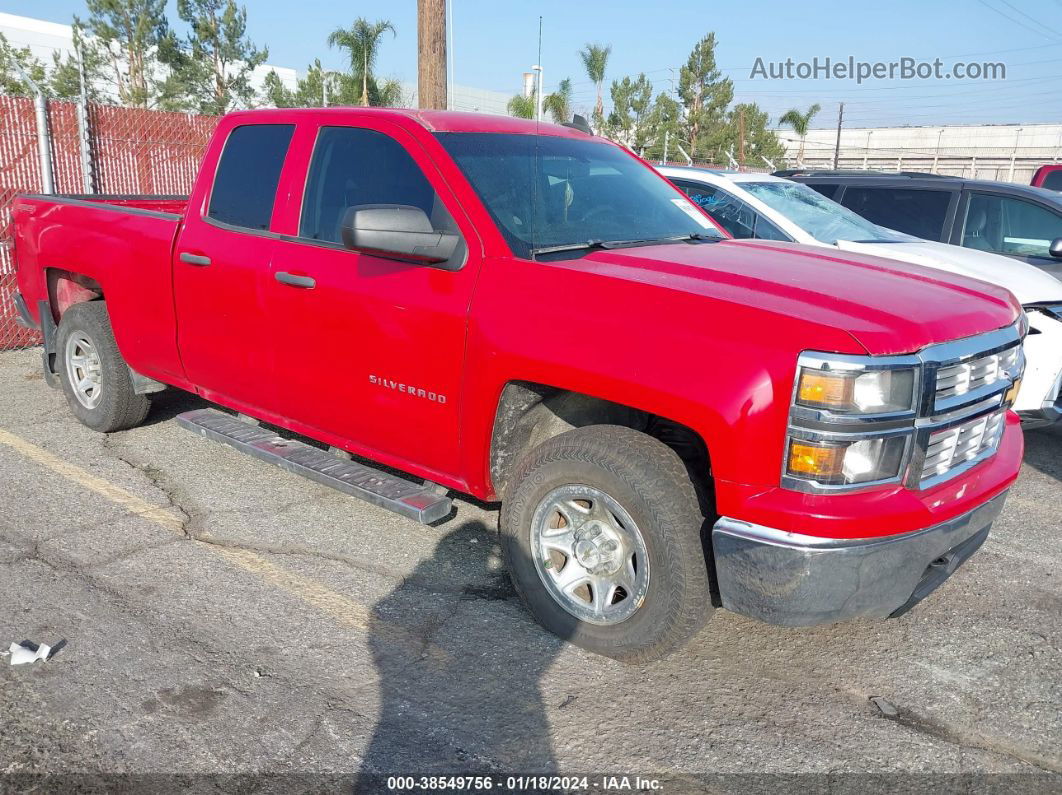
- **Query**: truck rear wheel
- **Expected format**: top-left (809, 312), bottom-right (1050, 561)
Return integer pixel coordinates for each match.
top-left (56, 301), bottom-right (151, 433)
top-left (501, 425), bottom-right (712, 662)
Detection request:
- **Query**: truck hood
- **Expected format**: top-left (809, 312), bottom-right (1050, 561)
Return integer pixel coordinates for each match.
top-left (835, 239), bottom-right (1062, 305)
top-left (581, 239), bottom-right (1020, 355)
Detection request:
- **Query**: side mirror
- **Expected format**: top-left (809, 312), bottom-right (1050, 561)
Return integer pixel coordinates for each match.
top-left (341, 205), bottom-right (460, 267)
top-left (1050, 237), bottom-right (1062, 259)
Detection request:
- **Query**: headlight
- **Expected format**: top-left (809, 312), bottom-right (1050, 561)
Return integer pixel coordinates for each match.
top-left (786, 436), bottom-right (908, 486)
top-left (796, 367), bottom-right (915, 414)
top-left (785, 350), bottom-right (921, 493)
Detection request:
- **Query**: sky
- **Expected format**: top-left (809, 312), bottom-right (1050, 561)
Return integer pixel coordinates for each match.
top-left (5, 0), bottom-right (1062, 128)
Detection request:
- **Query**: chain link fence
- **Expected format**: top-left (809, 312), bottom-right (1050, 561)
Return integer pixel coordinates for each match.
top-left (0, 94), bottom-right (217, 351)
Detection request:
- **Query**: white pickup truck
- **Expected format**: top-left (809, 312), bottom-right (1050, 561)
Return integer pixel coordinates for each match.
top-left (659, 166), bottom-right (1062, 427)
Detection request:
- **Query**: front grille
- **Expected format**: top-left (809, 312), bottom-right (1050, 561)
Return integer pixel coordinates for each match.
top-left (921, 410), bottom-right (1005, 484)
top-left (934, 345), bottom-right (1020, 405)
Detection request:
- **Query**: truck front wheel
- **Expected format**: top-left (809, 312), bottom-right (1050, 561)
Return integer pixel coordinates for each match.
top-left (501, 425), bottom-right (713, 662)
top-left (56, 301), bottom-right (151, 433)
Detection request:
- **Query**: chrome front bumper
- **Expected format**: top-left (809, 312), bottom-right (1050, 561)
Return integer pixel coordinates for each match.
top-left (712, 490), bottom-right (1007, 626)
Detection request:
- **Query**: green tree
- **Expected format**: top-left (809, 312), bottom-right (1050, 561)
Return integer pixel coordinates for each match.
top-left (778, 103), bottom-right (821, 164)
top-left (327, 18), bottom-right (395, 107)
top-left (507, 91), bottom-right (535, 119)
top-left (578, 42), bottom-right (611, 126)
top-left (49, 24), bottom-right (109, 102)
top-left (678, 32), bottom-right (733, 162)
top-left (606, 73), bottom-right (653, 150)
top-left (161, 0), bottom-right (268, 114)
top-left (261, 69), bottom-right (297, 107)
top-left (83, 0), bottom-right (169, 107)
top-left (543, 77), bottom-right (572, 124)
top-left (725, 102), bottom-right (786, 168)
top-left (0, 33), bottom-right (47, 96)
top-left (375, 77), bottom-right (405, 107)
top-left (640, 93), bottom-right (684, 162)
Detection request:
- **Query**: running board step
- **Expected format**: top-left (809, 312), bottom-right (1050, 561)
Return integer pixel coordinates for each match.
top-left (175, 408), bottom-right (452, 524)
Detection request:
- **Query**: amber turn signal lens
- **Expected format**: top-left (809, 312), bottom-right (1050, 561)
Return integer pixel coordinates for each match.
top-left (787, 441), bottom-right (846, 479)
top-left (797, 370), bottom-right (854, 409)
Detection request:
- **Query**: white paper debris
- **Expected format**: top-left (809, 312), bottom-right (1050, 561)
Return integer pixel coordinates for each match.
top-left (8, 641), bottom-right (51, 665)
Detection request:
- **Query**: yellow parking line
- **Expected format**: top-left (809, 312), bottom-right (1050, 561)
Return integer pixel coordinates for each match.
top-left (0, 427), bottom-right (445, 659)
top-left (0, 427), bottom-right (186, 532)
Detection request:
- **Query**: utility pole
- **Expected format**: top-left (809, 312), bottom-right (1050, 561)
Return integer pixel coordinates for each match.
top-left (417, 0), bottom-right (447, 109)
top-left (832, 102), bottom-right (844, 169)
top-left (662, 129), bottom-right (669, 164)
top-left (738, 106), bottom-right (746, 168)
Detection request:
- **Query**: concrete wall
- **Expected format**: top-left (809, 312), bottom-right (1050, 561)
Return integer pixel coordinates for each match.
top-left (775, 123), bottom-right (1062, 183)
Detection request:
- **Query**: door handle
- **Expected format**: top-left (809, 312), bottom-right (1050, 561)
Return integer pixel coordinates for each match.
top-left (180, 252), bottom-right (211, 266)
top-left (275, 272), bottom-right (316, 289)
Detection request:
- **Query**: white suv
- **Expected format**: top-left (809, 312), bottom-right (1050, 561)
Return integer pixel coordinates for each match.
top-left (658, 166), bottom-right (1062, 427)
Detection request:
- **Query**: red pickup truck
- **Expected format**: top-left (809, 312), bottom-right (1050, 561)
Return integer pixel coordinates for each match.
top-left (1032, 164), bottom-right (1062, 192)
top-left (11, 109), bottom-right (1026, 661)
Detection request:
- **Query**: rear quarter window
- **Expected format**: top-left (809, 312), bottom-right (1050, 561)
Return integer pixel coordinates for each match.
top-left (208, 124), bottom-right (295, 230)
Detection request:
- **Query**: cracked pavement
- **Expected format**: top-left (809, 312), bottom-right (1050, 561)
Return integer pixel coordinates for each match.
top-left (0, 349), bottom-right (1060, 792)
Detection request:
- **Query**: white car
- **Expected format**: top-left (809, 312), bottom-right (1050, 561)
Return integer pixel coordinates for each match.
top-left (658, 166), bottom-right (1062, 427)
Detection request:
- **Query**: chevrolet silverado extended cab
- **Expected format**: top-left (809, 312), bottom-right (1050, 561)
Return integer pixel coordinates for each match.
top-left (12, 109), bottom-right (1027, 661)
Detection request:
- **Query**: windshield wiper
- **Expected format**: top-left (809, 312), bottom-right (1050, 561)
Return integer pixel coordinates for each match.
top-left (531, 234), bottom-right (719, 258)
top-left (530, 239), bottom-right (610, 257)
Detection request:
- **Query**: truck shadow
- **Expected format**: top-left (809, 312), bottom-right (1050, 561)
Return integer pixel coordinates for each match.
top-left (1023, 425), bottom-right (1062, 483)
top-left (141, 388), bottom-right (212, 426)
top-left (354, 521), bottom-right (576, 791)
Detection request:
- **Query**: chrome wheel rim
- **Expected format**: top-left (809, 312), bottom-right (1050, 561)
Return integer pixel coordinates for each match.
top-left (530, 484), bottom-right (650, 626)
top-left (65, 332), bottom-right (103, 410)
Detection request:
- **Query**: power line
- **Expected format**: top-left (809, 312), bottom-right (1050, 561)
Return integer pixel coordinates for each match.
top-left (975, 0), bottom-right (1061, 42)
top-left (995, 0), bottom-right (1062, 41)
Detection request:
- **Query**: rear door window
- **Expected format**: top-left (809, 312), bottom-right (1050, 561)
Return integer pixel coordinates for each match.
top-left (208, 124), bottom-right (295, 230)
top-left (839, 186), bottom-right (952, 240)
top-left (961, 192), bottom-right (1062, 259)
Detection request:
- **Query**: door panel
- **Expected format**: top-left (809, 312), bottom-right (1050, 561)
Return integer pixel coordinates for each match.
top-left (173, 123), bottom-right (294, 412)
top-left (268, 123), bottom-right (479, 477)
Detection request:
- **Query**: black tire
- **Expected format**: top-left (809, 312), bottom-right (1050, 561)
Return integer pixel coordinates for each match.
top-left (501, 425), bottom-right (712, 663)
top-left (56, 301), bottom-right (151, 433)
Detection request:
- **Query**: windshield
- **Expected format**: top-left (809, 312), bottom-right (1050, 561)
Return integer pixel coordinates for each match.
top-left (436, 132), bottom-right (723, 258)
top-left (741, 180), bottom-right (914, 245)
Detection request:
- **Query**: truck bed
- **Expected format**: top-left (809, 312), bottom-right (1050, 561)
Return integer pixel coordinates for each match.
top-left (12, 193), bottom-right (189, 385)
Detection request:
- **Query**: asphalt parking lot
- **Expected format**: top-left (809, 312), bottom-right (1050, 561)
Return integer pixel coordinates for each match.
top-left (0, 347), bottom-right (1059, 792)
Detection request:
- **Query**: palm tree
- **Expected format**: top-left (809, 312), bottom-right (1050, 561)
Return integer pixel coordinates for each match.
top-left (328, 18), bottom-right (395, 106)
top-left (579, 43), bottom-right (611, 120)
top-left (778, 103), bottom-right (821, 165)
top-left (544, 78), bottom-right (573, 124)
top-left (507, 91), bottom-right (536, 120)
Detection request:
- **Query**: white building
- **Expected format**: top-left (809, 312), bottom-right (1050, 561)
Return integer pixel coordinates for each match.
top-left (0, 12), bottom-right (298, 105)
top-left (776, 123), bottom-right (1062, 184)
